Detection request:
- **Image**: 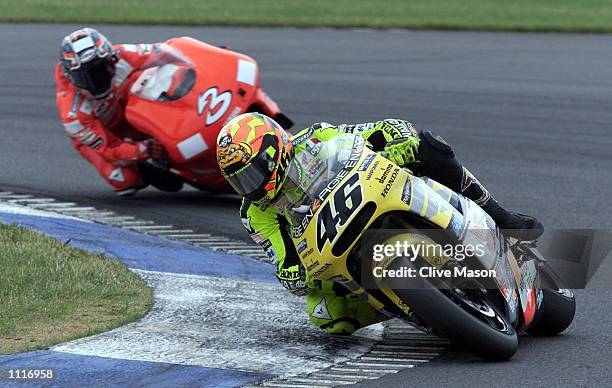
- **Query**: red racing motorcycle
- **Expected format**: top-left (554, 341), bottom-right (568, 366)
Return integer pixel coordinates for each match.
top-left (125, 37), bottom-right (292, 193)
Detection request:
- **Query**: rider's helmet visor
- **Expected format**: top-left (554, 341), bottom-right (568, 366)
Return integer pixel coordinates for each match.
top-left (69, 56), bottom-right (114, 99)
top-left (224, 156), bottom-right (272, 203)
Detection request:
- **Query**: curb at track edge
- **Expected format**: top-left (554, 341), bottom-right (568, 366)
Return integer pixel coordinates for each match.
top-left (0, 191), bottom-right (450, 387)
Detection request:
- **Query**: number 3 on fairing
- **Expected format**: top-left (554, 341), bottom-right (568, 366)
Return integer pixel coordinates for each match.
top-left (317, 174), bottom-right (363, 253)
top-left (198, 87), bottom-right (232, 126)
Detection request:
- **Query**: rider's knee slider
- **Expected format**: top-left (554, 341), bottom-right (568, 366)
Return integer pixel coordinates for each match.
top-left (115, 188), bottom-right (138, 196)
top-left (319, 318), bottom-right (360, 335)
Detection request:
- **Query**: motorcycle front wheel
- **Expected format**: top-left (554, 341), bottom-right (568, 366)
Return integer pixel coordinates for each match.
top-left (383, 253), bottom-right (518, 361)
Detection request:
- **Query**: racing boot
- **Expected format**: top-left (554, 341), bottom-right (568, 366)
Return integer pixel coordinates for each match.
top-left (460, 167), bottom-right (543, 240)
top-left (481, 199), bottom-right (544, 240)
top-left (415, 131), bottom-right (543, 241)
top-left (139, 163), bottom-right (184, 192)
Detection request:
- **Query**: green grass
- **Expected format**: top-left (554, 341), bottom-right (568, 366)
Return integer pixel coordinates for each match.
top-left (1, 0), bottom-right (612, 32)
top-left (0, 224), bottom-right (151, 355)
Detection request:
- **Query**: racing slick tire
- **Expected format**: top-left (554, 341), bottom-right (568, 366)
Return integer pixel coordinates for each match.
top-left (527, 263), bottom-right (576, 336)
top-left (381, 243), bottom-right (518, 361)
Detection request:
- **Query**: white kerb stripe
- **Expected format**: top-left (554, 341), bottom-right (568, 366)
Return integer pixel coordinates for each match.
top-left (72, 36), bottom-right (95, 53)
top-left (177, 133), bottom-right (208, 160)
top-left (236, 59), bottom-right (257, 86)
top-left (0, 203), bottom-right (91, 222)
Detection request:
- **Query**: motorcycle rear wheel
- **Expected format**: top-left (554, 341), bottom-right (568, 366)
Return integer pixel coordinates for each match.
top-left (527, 263), bottom-right (576, 336)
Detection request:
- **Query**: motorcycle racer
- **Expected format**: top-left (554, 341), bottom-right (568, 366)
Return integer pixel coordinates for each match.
top-left (55, 28), bottom-right (175, 196)
top-left (216, 112), bottom-right (543, 335)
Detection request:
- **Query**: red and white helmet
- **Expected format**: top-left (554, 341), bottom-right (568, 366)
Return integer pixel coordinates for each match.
top-left (60, 28), bottom-right (116, 99)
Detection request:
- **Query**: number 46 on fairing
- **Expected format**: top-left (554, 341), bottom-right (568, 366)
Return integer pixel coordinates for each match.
top-left (317, 174), bottom-right (363, 253)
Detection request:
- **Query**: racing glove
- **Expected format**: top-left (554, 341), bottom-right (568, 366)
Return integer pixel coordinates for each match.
top-left (383, 136), bottom-right (419, 167)
top-left (145, 139), bottom-right (171, 170)
top-left (277, 264), bottom-right (313, 296)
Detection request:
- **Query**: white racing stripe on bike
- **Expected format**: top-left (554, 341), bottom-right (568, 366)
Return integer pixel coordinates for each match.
top-left (177, 133), bottom-right (208, 160)
top-left (237, 59), bottom-right (257, 86)
top-left (53, 269), bottom-right (383, 376)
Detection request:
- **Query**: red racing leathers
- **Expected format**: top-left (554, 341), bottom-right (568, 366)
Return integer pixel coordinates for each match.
top-left (54, 43), bottom-right (156, 195)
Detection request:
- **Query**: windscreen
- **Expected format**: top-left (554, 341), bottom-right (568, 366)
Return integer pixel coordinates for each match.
top-left (130, 43), bottom-right (195, 102)
top-left (274, 133), bottom-right (365, 228)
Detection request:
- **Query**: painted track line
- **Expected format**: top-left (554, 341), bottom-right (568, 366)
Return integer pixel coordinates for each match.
top-left (0, 191), bottom-right (450, 386)
top-left (251, 321), bottom-right (448, 387)
top-left (51, 268), bottom-right (383, 377)
top-left (0, 191), bottom-right (271, 262)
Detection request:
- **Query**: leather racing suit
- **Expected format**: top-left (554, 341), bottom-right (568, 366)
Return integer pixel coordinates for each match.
top-left (55, 43), bottom-right (157, 195)
top-left (240, 119), bottom-right (539, 335)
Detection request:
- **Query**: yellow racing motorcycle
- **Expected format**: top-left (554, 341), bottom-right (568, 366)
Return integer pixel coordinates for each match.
top-left (276, 133), bottom-right (575, 361)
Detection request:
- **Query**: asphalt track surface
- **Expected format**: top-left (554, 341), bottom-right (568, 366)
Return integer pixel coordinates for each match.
top-left (1, 23), bottom-right (612, 386)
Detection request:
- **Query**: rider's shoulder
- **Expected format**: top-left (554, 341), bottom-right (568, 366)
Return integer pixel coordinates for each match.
top-left (112, 43), bottom-right (155, 86)
top-left (379, 118), bottom-right (416, 129)
top-left (114, 43), bottom-right (153, 57)
top-left (291, 122), bottom-right (338, 146)
top-left (376, 118), bottom-right (418, 137)
top-left (304, 122), bottom-right (336, 132)
top-left (114, 43), bottom-right (156, 67)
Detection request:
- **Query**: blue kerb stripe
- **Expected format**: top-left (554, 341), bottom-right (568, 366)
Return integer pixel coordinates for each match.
top-left (0, 351), bottom-right (272, 388)
top-left (0, 211), bottom-right (275, 283)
